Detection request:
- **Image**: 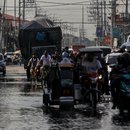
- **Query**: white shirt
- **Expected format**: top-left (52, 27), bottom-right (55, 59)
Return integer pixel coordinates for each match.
top-left (82, 59), bottom-right (102, 73)
top-left (40, 54), bottom-right (52, 66)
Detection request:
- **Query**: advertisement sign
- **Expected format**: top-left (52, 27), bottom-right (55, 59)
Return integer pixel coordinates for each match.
top-left (105, 36), bottom-right (110, 44)
top-left (112, 27), bottom-right (120, 38)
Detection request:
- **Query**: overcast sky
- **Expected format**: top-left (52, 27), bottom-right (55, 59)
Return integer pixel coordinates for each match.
top-left (0, 0), bottom-right (128, 40)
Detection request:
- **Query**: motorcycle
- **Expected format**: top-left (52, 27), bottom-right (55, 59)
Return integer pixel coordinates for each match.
top-left (42, 47), bottom-right (105, 110)
top-left (80, 72), bottom-right (104, 109)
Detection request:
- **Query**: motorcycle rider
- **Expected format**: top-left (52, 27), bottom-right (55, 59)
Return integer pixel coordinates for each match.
top-left (110, 52), bottom-right (130, 109)
top-left (81, 53), bottom-right (102, 74)
top-left (81, 53), bottom-right (103, 87)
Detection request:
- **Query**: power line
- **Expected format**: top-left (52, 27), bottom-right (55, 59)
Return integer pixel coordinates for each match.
top-left (35, 0), bottom-right (90, 5)
top-left (0, 3), bottom-right (129, 8)
top-left (54, 21), bottom-right (96, 24)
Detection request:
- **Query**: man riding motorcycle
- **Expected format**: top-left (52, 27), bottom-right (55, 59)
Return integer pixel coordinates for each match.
top-left (80, 53), bottom-right (103, 91)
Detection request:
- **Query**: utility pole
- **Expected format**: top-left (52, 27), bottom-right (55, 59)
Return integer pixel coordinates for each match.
top-left (101, 1), bottom-right (103, 45)
top-left (14, 0), bottom-right (16, 27)
top-left (104, 0), bottom-right (106, 34)
top-left (96, 0), bottom-right (100, 45)
top-left (19, 0), bottom-right (21, 31)
top-left (0, 0), bottom-right (6, 53)
top-left (125, 0), bottom-right (128, 17)
top-left (111, 0), bottom-right (117, 47)
top-left (81, 5), bottom-right (85, 45)
top-left (13, 0), bottom-right (16, 51)
top-left (23, 0), bottom-right (25, 24)
top-left (0, 8), bottom-right (2, 53)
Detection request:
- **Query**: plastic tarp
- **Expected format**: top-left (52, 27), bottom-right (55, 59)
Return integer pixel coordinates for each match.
top-left (19, 17), bottom-right (62, 67)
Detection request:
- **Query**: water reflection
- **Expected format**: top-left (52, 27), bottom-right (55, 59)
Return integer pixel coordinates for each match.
top-left (112, 113), bottom-right (130, 126)
top-left (42, 104), bottom-right (106, 130)
top-left (1, 82), bottom-right (130, 129)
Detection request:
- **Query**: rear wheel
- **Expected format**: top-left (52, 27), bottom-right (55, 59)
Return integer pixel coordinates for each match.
top-left (84, 87), bottom-right (102, 110)
top-left (90, 90), bottom-right (97, 109)
top-left (43, 94), bottom-right (50, 107)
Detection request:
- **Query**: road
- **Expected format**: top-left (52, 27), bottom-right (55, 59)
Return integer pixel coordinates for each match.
top-left (1, 64), bottom-right (27, 81)
top-left (0, 65), bottom-right (130, 130)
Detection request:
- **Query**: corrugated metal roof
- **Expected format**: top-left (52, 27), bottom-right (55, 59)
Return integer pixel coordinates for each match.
top-left (20, 17), bottom-right (53, 30)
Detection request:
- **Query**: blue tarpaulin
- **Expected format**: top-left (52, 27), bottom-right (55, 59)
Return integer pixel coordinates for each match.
top-left (112, 27), bottom-right (120, 38)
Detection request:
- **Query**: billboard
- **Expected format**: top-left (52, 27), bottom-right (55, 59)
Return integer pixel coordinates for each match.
top-left (112, 27), bottom-right (120, 38)
top-left (105, 36), bottom-right (110, 44)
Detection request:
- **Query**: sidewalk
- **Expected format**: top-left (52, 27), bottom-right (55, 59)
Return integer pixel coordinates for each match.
top-left (4, 64), bottom-right (27, 81)
top-left (6, 64), bottom-right (26, 75)
top-left (5, 65), bottom-right (43, 84)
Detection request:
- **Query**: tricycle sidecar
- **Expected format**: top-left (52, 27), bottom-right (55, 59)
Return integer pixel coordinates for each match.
top-left (42, 61), bottom-right (75, 109)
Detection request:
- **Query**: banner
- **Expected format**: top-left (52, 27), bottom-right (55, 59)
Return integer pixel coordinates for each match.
top-left (105, 36), bottom-right (110, 44)
top-left (112, 27), bottom-right (120, 38)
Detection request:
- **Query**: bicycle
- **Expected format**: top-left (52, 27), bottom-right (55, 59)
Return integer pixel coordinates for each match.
top-left (40, 65), bottom-right (50, 88)
top-left (30, 66), bottom-right (37, 87)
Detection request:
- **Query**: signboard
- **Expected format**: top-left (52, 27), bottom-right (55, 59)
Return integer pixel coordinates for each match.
top-left (112, 27), bottom-right (120, 38)
top-left (105, 36), bottom-right (110, 44)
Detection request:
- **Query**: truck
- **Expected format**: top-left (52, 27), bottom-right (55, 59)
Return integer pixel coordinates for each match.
top-left (18, 18), bottom-right (62, 80)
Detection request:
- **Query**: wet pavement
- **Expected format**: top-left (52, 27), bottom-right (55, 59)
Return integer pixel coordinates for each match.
top-left (0, 65), bottom-right (130, 130)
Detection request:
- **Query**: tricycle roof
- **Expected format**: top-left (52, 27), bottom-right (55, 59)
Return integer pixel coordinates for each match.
top-left (79, 47), bottom-right (103, 54)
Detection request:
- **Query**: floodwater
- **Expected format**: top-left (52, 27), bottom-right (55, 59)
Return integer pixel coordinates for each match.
top-left (0, 83), bottom-right (130, 130)
top-left (0, 68), bottom-right (130, 130)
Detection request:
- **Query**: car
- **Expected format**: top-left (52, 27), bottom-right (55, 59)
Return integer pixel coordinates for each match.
top-left (105, 52), bottom-right (122, 73)
top-left (4, 52), bottom-right (14, 65)
top-left (0, 53), bottom-right (6, 76)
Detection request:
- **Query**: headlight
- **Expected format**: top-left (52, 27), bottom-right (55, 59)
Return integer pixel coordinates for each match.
top-left (99, 75), bottom-right (103, 79)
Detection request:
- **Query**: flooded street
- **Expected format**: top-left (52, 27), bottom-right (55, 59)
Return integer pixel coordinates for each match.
top-left (0, 65), bottom-right (130, 130)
